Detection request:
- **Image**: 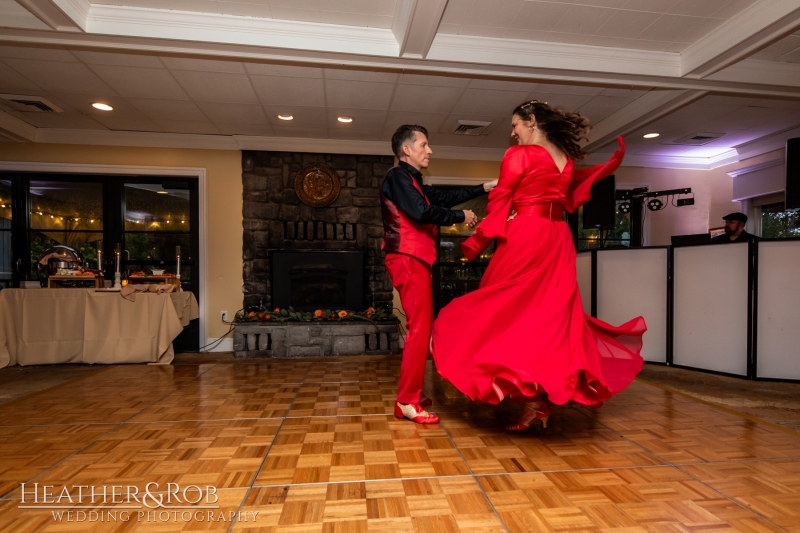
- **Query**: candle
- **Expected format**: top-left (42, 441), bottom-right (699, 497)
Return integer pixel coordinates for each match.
top-left (97, 249), bottom-right (102, 270)
top-left (176, 245), bottom-right (181, 279)
top-left (115, 243), bottom-right (121, 273)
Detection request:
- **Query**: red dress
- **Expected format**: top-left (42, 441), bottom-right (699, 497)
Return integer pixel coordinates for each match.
top-left (431, 137), bottom-right (645, 406)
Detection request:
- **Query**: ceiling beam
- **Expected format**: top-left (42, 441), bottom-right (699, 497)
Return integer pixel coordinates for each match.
top-left (2, 20), bottom-right (800, 102)
top-left (86, 3), bottom-right (398, 57)
top-left (2, 5), bottom-right (800, 95)
top-left (392, 0), bottom-right (449, 59)
top-left (14, 0), bottom-right (84, 31)
top-left (584, 89), bottom-right (708, 153)
top-left (5, 27), bottom-right (799, 99)
top-left (49, 0), bottom-right (89, 31)
top-left (681, 0), bottom-right (800, 78)
top-left (0, 110), bottom-right (36, 142)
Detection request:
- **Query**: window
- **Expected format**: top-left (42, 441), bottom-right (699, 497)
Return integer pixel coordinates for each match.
top-left (761, 202), bottom-right (800, 239)
top-left (0, 180), bottom-right (11, 285)
top-left (124, 183), bottom-right (192, 281)
top-left (0, 173), bottom-right (200, 349)
top-left (28, 180), bottom-right (103, 280)
top-left (575, 201), bottom-right (632, 251)
top-left (435, 192), bottom-right (492, 313)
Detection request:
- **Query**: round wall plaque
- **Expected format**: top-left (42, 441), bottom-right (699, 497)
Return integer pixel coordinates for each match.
top-left (294, 162), bottom-right (341, 207)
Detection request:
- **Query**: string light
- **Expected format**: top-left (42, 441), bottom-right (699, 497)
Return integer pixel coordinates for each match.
top-left (125, 217), bottom-right (188, 226)
top-left (26, 208), bottom-right (101, 223)
top-left (16, 206), bottom-right (187, 227)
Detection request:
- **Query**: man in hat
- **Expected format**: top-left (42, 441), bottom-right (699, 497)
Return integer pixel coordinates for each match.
top-left (711, 212), bottom-right (757, 243)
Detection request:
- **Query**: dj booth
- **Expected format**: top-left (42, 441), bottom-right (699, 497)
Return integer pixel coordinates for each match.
top-left (577, 239), bottom-right (800, 381)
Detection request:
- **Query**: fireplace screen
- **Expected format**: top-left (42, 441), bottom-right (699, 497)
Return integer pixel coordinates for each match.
top-left (271, 250), bottom-right (364, 311)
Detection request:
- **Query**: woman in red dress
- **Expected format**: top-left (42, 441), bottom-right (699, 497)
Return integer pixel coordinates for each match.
top-left (431, 100), bottom-right (646, 431)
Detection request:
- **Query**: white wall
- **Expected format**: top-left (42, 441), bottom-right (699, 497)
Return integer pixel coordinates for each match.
top-left (614, 166), bottom-right (740, 246)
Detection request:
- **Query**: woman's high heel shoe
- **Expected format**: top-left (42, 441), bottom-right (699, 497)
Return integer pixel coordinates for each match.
top-left (505, 401), bottom-right (550, 431)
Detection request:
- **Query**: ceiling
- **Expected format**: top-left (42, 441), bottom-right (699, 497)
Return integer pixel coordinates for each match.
top-left (0, 0), bottom-right (799, 169)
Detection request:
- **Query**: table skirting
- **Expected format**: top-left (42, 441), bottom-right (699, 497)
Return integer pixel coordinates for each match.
top-left (0, 289), bottom-right (199, 368)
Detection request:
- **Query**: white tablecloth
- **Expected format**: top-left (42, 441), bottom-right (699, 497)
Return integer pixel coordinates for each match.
top-left (0, 289), bottom-right (199, 368)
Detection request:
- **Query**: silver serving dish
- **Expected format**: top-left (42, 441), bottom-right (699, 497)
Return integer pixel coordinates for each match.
top-left (37, 245), bottom-right (85, 286)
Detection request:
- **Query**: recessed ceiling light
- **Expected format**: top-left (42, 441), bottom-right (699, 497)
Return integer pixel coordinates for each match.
top-left (337, 116), bottom-right (353, 123)
top-left (277, 114), bottom-right (293, 121)
top-left (157, 191), bottom-right (168, 194)
top-left (92, 103), bottom-right (113, 111)
top-left (643, 132), bottom-right (660, 139)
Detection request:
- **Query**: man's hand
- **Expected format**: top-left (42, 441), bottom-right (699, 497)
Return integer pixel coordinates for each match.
top-left (463, 209), bottom-right (478, 227)
top-left (483, 180), bottom-right (498, 192)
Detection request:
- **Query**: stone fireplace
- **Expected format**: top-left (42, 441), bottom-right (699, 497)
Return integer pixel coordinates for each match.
top-left (241, 151), bottom-right (395, 312)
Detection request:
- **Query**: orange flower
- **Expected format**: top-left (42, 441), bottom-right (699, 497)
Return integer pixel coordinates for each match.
top-left (247, 311), bottom-right (256, 318)
top-left (273, 307), bottom-right (280, 313)
top-left (366, 307), bottom-right (375, 313)
top-left (260, 313), bottom-right (271, 322)
top-left (314, 309), bottom-right (324, 318)
top-left (338, 310), bottom-right (348, 318)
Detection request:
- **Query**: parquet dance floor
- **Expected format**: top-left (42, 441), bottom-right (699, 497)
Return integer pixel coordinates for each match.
top-left (1, 357), bottom-right (799, 532)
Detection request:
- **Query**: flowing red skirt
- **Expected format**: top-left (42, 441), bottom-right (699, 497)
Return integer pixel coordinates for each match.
top-left (431, 217), bottom-right (646, 406)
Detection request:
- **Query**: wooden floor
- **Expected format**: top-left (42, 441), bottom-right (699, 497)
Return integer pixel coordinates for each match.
top-left (1, 357), bottom-right (799, 532)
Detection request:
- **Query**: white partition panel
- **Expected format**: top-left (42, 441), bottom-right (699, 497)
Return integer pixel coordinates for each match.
top-left (576, 251), bottom-right (593, 315)
top-left (673, 243), bottom-right (749, 376)
top-left (597, 248), bottom-right (668, 363)
top-left (757, 241), bottom-right (800, 379)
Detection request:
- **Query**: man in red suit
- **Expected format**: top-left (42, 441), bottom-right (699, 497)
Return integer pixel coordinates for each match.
top-left (381, 124), bottom-right (497, 423)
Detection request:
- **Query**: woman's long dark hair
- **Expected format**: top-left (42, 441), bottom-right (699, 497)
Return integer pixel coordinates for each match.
top-left (512, 100), bottom-right (591, 160)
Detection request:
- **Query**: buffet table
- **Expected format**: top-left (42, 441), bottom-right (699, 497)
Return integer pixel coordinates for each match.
top-left (0, 289), bottom-right (199, 368)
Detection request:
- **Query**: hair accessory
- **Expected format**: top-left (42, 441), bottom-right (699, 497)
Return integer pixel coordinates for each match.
top-left (525, 100), bottom-right (548, 106)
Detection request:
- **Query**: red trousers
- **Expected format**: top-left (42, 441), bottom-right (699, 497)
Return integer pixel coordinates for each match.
top-left (385, 253), bottom-right (432, 405)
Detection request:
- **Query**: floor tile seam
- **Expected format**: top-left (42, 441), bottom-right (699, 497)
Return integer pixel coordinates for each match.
top-left (470, 463), bottom-right (684, 478)
top-left (673, 463), bottom-right (791, 532)
top-left (226, 372), bottom-right (307, 533)
top-left (568, 403), bottom-right (790, 532)
top-left (1, 365), bottom-right (222, 500)
top-left (250, 474), bottom-right (477, 489)
top-left (0, 421), bottom-right (124, 500)
top-left (0, 366), bottom-right (113, 409)
top-left (437, 417), bottom-right (512, 533)
top-left (116, 364), bottom-right (221, 424)
top-left (634, 377), bottom-right (800, 439)
top-left (566, 403), bottom-right (693, 466)
top-left (225, 418), bottom-right (285, 533)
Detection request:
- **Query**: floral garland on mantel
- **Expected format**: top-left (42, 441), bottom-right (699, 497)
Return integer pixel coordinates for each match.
top-left (234, 306), bottom-right (395, 323)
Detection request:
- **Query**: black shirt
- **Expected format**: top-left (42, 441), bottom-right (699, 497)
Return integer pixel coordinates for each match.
top-left (711, 230), bottom-right (757, 244)
top-left (381, 161), bottom-right (486, 226)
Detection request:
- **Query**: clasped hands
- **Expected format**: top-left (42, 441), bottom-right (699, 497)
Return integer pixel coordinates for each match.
top-left (462, 179), bottom-right (498, 228)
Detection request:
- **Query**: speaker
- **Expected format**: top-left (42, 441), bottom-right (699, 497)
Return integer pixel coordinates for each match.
top-left (582, 174), bottom-right (616, 229)
top-left (786, 138), bottom-right (800, 209)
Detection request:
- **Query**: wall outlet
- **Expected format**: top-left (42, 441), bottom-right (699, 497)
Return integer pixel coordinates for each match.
top-left (221, 311), bottom-right (228, 322)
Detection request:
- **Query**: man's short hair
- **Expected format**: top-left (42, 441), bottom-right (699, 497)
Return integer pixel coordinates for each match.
top-left (391, 124), bottom-right (428, 159)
